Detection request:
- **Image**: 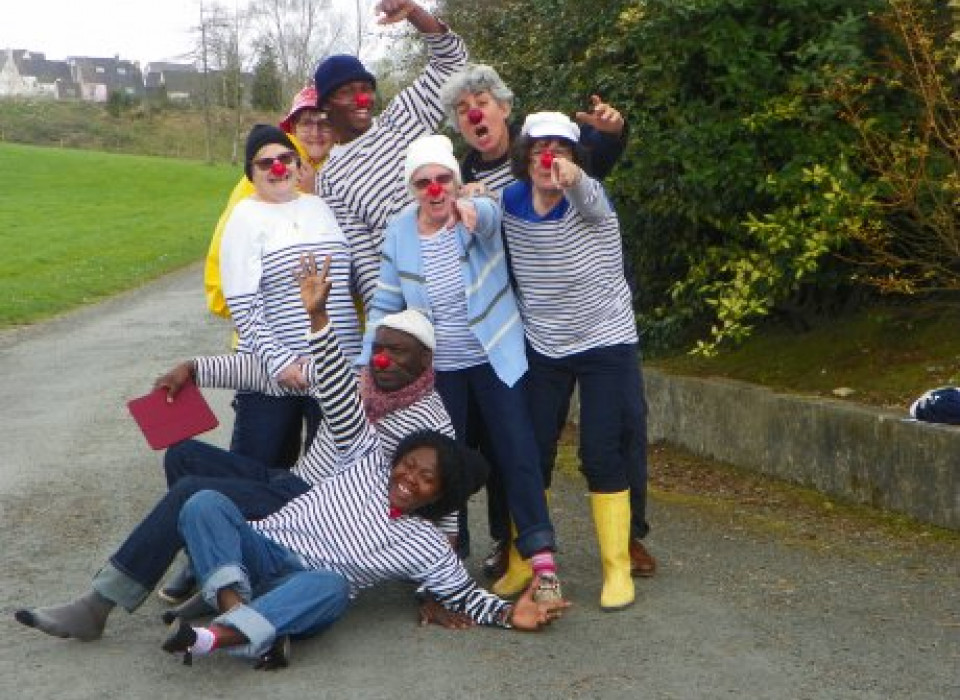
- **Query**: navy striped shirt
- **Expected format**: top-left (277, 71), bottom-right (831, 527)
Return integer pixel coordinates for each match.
top-left (249, 325), bottom-right (509, 625)
top-left (501, 175), bottom-right (638, 357)
top-left (318, 31), bottom-right (468, 310)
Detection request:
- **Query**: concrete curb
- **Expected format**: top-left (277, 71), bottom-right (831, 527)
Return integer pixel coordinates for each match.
top-left (642, 368), bottom-right (960, 530)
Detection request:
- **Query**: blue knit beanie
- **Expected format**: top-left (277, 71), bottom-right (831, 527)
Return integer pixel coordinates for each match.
top-left (313, 54), bottom-right (377, 107)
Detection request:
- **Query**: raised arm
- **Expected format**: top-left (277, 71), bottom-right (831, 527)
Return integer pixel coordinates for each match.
top-left (295, 254), bottom-right (377, 460)
top-left (576, 95), bottom-right (629, 182)
top-left (553, 160), bottom-right (614, 223)
top-left (375, 1), bottom-right (468, 133)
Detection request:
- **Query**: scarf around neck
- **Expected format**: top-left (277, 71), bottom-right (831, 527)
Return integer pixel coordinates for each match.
top-left (359, 366), bottom-right (435, 424)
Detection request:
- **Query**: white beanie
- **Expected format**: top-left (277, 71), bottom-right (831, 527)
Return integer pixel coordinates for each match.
top-left (403, 135), bottom-right (462, 196)
top-left (376, 309), bottom-right (436, 350)
top-left (521, 111), bottom-right (581, 143)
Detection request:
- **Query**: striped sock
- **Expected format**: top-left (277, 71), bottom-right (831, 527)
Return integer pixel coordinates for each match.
top-left (531, 550), bottom-right (557, 576)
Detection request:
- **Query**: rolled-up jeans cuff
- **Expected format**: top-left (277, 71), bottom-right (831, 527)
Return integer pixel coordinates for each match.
top-left (515, 527), bottom-right (556, 558)
top-left (92, 561), bottom-right (150, 612)
top-left (216, 603), bottom-right (276, 658)
top-left (202, 564), bottom-right (252, 608)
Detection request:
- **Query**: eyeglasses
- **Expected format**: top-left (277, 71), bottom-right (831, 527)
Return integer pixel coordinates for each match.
top-left (531, 145), bottom-right (573, 159)
top-left (295, 116), bottom-right (330, 130)
top-left (251, 151), bottom-right (299, 171)
top-left (412, 172), bottom-right (455, 191)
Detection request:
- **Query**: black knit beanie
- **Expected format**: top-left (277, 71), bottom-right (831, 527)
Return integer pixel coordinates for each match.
top-left (392, 430), bottom-right (491, 521)
top-left (244, 124), bottom-right (297, 180)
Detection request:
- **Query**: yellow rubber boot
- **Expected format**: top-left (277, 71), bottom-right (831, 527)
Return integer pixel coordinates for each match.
top-left (491, 489), bottom-right (552, 597)
top-left (590, 491), bottom-right (635, 611)
top-left (491, 522), bottom-right (532, 597)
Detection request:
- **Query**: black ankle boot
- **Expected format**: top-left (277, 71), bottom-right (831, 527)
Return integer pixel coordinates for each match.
top-left (161, 619), bottom-right (197, 666)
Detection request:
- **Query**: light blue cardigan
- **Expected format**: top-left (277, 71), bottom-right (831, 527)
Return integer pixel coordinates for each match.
top-left (358, 196), bottom-right (528, 387)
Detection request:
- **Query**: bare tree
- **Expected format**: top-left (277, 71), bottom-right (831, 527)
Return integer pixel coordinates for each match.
top-left (250, 0), bottom-right (349, 95)
top-left (189, 0), bottom-right (256, 163)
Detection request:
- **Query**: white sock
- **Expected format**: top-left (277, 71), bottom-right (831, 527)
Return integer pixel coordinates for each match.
top-left (190, 627), bottom-right (217, 655)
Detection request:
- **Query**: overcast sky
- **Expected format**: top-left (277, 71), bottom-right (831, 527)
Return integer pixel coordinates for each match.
top-left (1, 0), bottom-right (400, 68)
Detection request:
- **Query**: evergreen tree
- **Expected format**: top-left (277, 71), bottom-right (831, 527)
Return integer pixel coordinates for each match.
top-left (251, 45), bottom-right (283, 111)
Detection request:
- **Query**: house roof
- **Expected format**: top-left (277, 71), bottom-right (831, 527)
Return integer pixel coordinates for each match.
top-left (68, 56), bottom-right (144, 93)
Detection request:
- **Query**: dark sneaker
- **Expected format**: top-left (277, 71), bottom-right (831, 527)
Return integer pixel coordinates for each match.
top-left (481, 540), bottom-right (508, 580)
top-left (255, 635), bottom-right (291, 671)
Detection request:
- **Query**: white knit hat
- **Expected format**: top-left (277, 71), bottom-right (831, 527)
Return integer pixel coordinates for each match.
top-left (403, 135), bottom-right (462, 196)
top-left (521, 111), bottom-right (581, 143)
top-left (376, 310), bottom-right (436, 350)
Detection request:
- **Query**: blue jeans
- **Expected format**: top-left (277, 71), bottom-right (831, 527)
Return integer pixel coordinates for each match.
top-left (526, 342), bottom-right (650, 539)
top-left (178, 490), bottom-right (350, 657)
top-left (230, 391), bottom-right (321, 469)
top-left (435, 362), bottom-right (555, 557)
top-left (93, 442), bottom-right (311, 611)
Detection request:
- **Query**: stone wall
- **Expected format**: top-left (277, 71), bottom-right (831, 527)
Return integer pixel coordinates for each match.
top-left (639, 369), bottom-right (960, 530)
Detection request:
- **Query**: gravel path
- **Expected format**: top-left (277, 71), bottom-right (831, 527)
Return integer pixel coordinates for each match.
top-left (1, 264), bottom-right (957, 699)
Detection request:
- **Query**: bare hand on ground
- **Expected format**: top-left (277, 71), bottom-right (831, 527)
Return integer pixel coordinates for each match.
top-left (509, 575), bottom-right (572, 631)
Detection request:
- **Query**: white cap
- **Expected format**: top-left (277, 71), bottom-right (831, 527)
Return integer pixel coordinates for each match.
top-left (521, 111), bottom-right (581, 143)
top-left (376, 310), bottom-right (436, 350)
top-left (403, 135), bottom-right (462, 196)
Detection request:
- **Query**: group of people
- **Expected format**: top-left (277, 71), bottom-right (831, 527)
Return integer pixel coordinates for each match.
top-left (14, 0), bottom-right (654, 670)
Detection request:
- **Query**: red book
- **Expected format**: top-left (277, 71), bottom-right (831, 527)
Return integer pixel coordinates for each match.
top-left (127, 380), bottom-right (219, 450)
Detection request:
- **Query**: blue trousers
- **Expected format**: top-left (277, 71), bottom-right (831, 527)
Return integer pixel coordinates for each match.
top-left (435, 362), bottom-right (555, 557)
top-left (179, 490), bottom-right (350, 657)
top-left (526, 342), bottom-right (650, 539)
top-left (230, 391), bottom-right (321, 469)
top-left (96, 441), bottom-right (311, 611)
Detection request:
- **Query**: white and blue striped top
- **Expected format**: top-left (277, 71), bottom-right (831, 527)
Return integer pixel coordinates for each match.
top-left (501, 175), bottom-right (638, 357)
top-left (318, 31), bottom-right (468, 310)
top-left (249, 324), bottom-right (509, 625)
top-left (219, 195), bottom-right (360, 376)
top-left (420, 229), bottom-right (487, 371)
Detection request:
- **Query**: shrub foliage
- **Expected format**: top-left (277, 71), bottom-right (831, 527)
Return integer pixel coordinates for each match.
top-left (439, 0), bottom-right (959, 353)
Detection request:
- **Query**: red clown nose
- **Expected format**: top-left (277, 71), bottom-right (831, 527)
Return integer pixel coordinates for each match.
top-left (372, 353), bottom-right (391, 370)
top-left (270, 161), bottom-right (287, 177)
top-left (539, 150), bottom-right (555, 169)
top-left (467, 108), bottom-right (483, 125)
top-left (426, 182), bottom-right (444, 197)
top-left (355, 92), bottom-right (372, 109)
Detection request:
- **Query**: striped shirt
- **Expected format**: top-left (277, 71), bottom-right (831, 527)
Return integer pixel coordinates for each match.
top-left (463, 155), bottom-right (514, 193)
top-left (219, 195), bottom-right (360, 375)
top-left (420, 229), bottom-right (487, 371)
top-left (501, 175), bottom-right (638, 357)
top-left (249, 324), bottom-right (510, 625)
top-left (193, 352), bottom-right (458, 537)
top-left (318, 31), bottom-right (468, 310)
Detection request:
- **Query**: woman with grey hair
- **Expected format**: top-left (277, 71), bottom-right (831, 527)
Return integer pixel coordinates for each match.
top-left (440, 62), bottom-right (628, 192)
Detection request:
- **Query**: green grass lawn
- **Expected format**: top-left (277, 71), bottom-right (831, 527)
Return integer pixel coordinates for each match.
top-left (0, 142), bottom-right (239, 326)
